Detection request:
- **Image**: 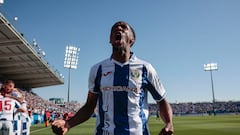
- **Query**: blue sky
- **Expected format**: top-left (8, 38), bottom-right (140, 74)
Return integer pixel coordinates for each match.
top-left (1, 0), bottom-right (240, 103)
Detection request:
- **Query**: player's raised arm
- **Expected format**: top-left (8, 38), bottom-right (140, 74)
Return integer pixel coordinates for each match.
top-left (51, 91), bottom-right (98, 135)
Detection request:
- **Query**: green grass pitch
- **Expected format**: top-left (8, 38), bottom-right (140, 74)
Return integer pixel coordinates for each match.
top-left (30, 115), bottom-right (240, 135)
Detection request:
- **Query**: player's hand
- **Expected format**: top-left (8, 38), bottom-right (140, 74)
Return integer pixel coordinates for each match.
top-left (3, 93), bottom-right (10, 97)
top-left (51, 120), bottom-right (69, 135)
top-left (159, 124), bottom-right (174, 135)
top-left (159, 127), bottom-right (173, 135)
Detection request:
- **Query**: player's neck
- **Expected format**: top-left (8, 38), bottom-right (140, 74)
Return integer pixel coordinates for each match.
top-left (111, 50), bottom-right (131, 63)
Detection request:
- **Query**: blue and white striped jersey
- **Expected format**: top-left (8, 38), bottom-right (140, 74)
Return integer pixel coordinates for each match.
top-left (88, 53), bottom-right (166, 135)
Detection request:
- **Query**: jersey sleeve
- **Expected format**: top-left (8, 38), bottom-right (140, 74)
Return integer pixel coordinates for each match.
top-left (21, 100), bottom-right (28, 110)
top-left (14, 99), bottom-right (21, 109)
top-left (146, 63), bottom-right (166, 102)
top-left (88, 63), bottom-right (101, 94)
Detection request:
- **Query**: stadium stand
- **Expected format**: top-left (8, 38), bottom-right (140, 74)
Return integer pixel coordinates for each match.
top-left (0, 12), bottom-right (64, 91)
top-left (149, 101), bottom-right (240, 116)
top-left (0, 10), bottom-right (65, 125)
top-left (21, 90), bottom-right (81, 124)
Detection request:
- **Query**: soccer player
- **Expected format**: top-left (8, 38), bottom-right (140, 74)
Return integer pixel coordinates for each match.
top-left (1, 80), bottom-right (28, 135)
top-left (52, 21), bottom-right (174, 135)
top-left (0, 90), bottom-right (25, 135)
top-left (11, 88), bottom-right (24, 135)
top-left (20, 99), bottom-right (31, 135)
top-left (1, 80), bottom-right (24, 104)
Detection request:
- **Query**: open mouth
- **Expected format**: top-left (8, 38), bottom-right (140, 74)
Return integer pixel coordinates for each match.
top-left (115, 33), bottom-right (121, 40)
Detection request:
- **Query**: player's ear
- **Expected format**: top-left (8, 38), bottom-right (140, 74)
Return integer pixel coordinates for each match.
top-left (130, 38), bottom-right (135, 47)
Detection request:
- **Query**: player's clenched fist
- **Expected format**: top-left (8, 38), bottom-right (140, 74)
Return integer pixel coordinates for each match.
top-left (159, 127), bottom-right (174, 135)
top-left (51, 120), bottom-right (69, 135)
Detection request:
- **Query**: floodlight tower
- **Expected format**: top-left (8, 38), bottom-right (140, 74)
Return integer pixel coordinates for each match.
top-left (64, 45), bottom-right (80, 102)
top-left (204, 63), bottom-right (218, 115)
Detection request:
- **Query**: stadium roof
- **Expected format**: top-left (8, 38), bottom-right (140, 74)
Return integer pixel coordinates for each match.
top-left (0, 13), bottom-right (64, 89)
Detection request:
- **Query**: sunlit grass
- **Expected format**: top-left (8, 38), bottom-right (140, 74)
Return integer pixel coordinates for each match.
top-left (30, 115), bottom-right (240, 135)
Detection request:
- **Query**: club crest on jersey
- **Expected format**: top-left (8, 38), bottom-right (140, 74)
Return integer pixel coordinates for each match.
top-left (131, 70), bottom-right (140, 79)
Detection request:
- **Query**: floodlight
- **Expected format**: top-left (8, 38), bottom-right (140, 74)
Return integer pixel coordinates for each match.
top-left (204, 62), bottom-right (218, 115)
top-left (204, 63), bottom-right (218, 71)
top-left (64, 45), bottom-right (80, 102)
top-left (64, 46), bottom-right (80, 69)
top-left (14, 16), bottom-right (18, 21)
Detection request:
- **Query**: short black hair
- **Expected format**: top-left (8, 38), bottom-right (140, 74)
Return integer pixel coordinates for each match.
top-left (129, 25), bottom-right (136, 47)
top-left (129, 25), bottom-right (135, 40)
top-left (3, 80), bottom-right (15, 84)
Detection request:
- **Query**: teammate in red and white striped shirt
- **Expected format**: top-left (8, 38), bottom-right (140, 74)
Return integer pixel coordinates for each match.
top-left (0, 93), bottom-right (23, 135)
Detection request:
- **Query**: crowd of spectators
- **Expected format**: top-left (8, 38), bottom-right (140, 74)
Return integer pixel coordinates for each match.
top-left (20, 90), bottom-right (82, 124)
top-left (150, 101), bottom-right (240, 116)
top-left (18, 89), bottom-right (240, 124)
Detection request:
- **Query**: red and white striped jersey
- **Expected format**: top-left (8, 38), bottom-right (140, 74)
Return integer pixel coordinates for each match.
top-left (0, 95), bottom-right (21, 121)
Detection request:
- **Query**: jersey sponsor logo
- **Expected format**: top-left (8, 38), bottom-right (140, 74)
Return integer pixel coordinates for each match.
top-left (101, 86), bottom-right (140, 93)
